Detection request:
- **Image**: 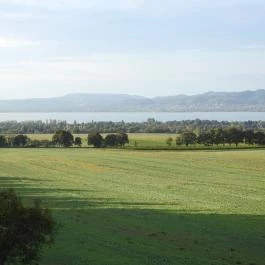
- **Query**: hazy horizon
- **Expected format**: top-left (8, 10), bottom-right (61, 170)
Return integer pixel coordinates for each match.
top-left (0, 0), bottom-right (265, 100)
top-left (1, 89), bottom-right (265, 101)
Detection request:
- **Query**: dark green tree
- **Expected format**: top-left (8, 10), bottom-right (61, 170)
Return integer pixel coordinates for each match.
top-left (0, 189), bottom-right (58, 265)
top-left (244, 129), bottom-right (255, 145)
top-left (74, 137), bottom-right (82, 147)
top-left (181, 132), bottom-right (197, 146)
top-left (117, 133), bottom-right (129, 146)
top-left (87, 132), bottom-right (103, 148)
top-left (13, 135), bottom-right (29, 147)
top-left (254, 131), bottom-right (265, 145)
top-left (197, 132), bottom-right (213, 146)
top-left (214, 128), bottom-right (226, 145)
top-left (0, 135), bottom-right (7, 147)
top-left (52, 130), bottom-right (74, 147)
top-left (105, 134), bottom-right (118, 147)
top-left (226, 127), bottom-right (244, 146)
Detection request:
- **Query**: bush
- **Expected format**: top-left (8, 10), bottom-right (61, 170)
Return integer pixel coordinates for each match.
top-left (166, 137), bottom-right (173, 146)
top-left (0, 189), bottom-right (58, 265)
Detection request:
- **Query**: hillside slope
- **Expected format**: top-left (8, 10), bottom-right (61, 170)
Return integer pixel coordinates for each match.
top-left (1, 90), bottom-right (265, 112)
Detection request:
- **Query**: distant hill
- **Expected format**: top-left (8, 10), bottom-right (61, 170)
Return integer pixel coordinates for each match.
top-left (1, 90), bottom-right (265, 112)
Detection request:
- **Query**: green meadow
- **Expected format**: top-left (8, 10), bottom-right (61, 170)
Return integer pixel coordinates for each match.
top-left (27, 133), bottom-right (176, 147)
top-left (0, 148), bottom-right (265, 265)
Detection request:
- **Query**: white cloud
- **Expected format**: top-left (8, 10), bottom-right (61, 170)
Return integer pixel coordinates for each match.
top-left (0, 37), bottom-right (40, 48)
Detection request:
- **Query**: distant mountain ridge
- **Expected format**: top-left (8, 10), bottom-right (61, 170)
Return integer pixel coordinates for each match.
top-left (1, 90), bottom-right (265, 112)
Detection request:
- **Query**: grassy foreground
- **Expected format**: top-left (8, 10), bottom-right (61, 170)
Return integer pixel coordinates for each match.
top-left (0, 148), bottom-right (265, 265)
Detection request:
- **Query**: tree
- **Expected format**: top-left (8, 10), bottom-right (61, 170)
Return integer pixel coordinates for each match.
top-left (181, 132), bottom-right (197, 146)
top-left (197, 132), bottom-right (213, 146)
top-left (105, 134), bottom-right (118, 147)
top-left (117, 133), bottom-right (129, 146)
top-left (104, 133), bottom-right (129, 147)
top-left (52, 130), bottom-right (74, 147)
top-left (13, 135), bottom-right (29, 147)
top-left (214, 128), bottom-right (225, 146)
top-left (0, 135), bottom-right (7, 147)
top-left (74, 137), bottom-right (82, 147)
top-left (244, 129), bottom-right (255, 145)
top-left (0, 189), bottom-right (58, 265)
top-left (254, 131), bottom-right (265, 145)
top-left (226, 127), bottom-right (244, 146)
top-left (87, 132), bottom-right (103, 148)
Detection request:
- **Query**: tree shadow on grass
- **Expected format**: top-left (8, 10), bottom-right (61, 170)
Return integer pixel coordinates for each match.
top-left (0, 176), bottom-right (54, 186)
top-left (44, 207), bottom-right (265, 265)
top-left (1, 177), bottom-right (264, 265)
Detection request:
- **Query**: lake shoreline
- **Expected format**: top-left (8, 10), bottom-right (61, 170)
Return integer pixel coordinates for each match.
top-left (0, 112), bottom-right (265, 123)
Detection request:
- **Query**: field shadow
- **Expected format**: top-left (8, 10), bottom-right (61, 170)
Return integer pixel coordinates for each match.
top-left (0, 176), bottom-right (182, 209)
top-left (44, 207), bottom-right (265, 265)
top-left (1, 177), bottom-right (265, 265)
top-left (0, 176), bottom-right (54, 184)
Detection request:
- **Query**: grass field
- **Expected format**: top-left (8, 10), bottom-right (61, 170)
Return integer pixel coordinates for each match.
top-left (27, 133), bottom-right (177, 147)
top-left (0, 148), bottom-right (265, 265)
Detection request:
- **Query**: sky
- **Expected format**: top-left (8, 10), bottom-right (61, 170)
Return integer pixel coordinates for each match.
top-left (0, 0), bottom-right (265, 99)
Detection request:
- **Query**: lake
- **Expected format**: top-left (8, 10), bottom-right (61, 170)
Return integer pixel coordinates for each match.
top-left (0, 112), bottom-right (265, 123)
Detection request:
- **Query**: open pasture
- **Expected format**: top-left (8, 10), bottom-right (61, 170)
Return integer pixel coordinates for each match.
top-left (0, 148), bottom-right (264, 265)
top-left (26, 133), bottom-right (177, 147)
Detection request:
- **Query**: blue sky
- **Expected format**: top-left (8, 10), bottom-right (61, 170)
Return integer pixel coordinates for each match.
top-left (0, 0), bottom-right (265, 99)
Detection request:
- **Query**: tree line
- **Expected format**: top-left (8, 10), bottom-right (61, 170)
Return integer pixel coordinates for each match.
top-left (176, 128), bottom-right (265, 146)
top-left (0, 131), bottom-right (129, 148)
top-left (1, 119), bottom-right (265, 134)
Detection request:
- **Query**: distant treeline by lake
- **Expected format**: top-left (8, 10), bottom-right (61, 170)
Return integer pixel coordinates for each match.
top-left (1, 119), bottom-right (265, 134)
top-left (1, 111), bottom-right (265, 123)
